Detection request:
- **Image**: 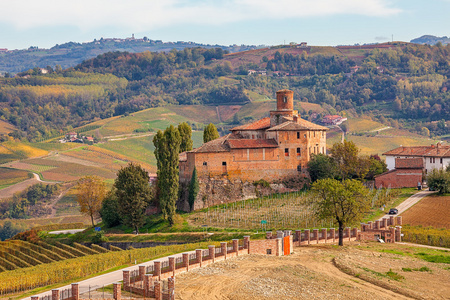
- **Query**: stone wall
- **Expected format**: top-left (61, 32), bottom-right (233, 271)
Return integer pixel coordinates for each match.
top-left (177, 177), bottom-right (299, 211)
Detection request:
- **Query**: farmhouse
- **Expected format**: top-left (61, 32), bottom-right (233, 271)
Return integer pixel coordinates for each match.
top-left (375, 143), bottom-right (450, 188)
top-left (179, 90), bottom-right (327, 209)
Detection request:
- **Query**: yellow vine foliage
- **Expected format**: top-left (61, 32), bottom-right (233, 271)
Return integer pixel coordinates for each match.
top-left (0, 241), bottom-right (219, 295)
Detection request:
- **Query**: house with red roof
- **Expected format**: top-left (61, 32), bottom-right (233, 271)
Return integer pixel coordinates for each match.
top-left (375, 143), bottom-right (450, 188)
top-left (179, 90), bottom-right (327, 209)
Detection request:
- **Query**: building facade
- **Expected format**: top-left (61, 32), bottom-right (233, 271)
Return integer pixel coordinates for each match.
top-left (180, 90), bottom-right (327, 184)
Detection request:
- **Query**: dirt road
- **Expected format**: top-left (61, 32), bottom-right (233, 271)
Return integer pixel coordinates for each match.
top-left (0, 173), bottom-right (58, 199)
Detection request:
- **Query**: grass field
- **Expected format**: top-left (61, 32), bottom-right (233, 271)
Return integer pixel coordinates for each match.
top-left (0, 168), bottom-right (31, 189)
top-left (347, 117), bottom-right (385, 132)
top-left (402, 194), bottom-right (450, 229)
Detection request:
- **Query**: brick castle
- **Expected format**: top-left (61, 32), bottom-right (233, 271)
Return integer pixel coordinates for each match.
top-left (178, 89), bottom-right (327, 210)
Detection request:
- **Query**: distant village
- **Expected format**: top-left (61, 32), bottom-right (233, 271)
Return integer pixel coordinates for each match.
top-left (60, 132), bottom-right (96, 144)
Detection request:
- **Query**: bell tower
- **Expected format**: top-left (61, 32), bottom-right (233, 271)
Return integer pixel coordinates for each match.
top-left (270, 89), bottom-right (298, 126)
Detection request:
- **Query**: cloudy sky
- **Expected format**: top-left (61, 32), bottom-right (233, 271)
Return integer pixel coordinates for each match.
top-left (0, 0), bottom-right (449, 49)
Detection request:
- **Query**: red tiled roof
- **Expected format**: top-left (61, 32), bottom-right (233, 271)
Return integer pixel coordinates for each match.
top-left (267, 119), bottom-right (327, 131)
top-left (179, 151), bottom-right (187, 162)
top-left (227, 139), bottom-right (278, 149)
top-left (395, 158), bottom-right (423, 169)
top-left (231, 117), bottom-right (270, 131)
top-left (383, 144), bottom-right (450, 158)
top-left (189, 134), bottom-right (231, 153)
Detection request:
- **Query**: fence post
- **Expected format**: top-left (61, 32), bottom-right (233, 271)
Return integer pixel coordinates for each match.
top-left (144, 274), bottom-right (152, 298)
top-left (368, 221), bottom-right (373, 229)
top-left (374, 220), bottom-right (380, 230)
top-left (113, 283), bottom-right (121, 300)
top-left (71, 283), bottom-right (79, 300)
top-left (395, 226), bottom-right (402, 242)
top-left (390, 227), bottom-right (396, 243)
top-left (381, 218), bottom-right (386, 229)
top-left (52, 289), bottom-right (60, 300)
top-left (243, 236), bottom-right (250, 250)
top-left (389, 216), bottom-right (394, 226)
top-left (321, 228), bottom-right (327, 243)
top-left (209, 245), bottom-right (216, 262)
top-left (232, 239), bottom-right (239, 256)
top-left (168, 276), bottom-right (175, 300)
top-left (304, 229), bottom-right (310, 245)
top-left (169, 257), bottom-right (175, 277)
top-left (182, 253), bottom-right (189, 271)
top-left (313, 229), bottom-right (319, 244)
top-left (221, 242), bottom-right (227, 260)
top-left (139, 265), bottom-right (146, 281)
top-left (154, 281), bottom-right (161, 300)
top-left (31, 297), bottom-right (39, 300)
top-left (154, 261), bottom-right (161, 280)
top-left (266, 231), bottom-right (272, 239)
top-left (345, 227), bottom-right (351, 241)
top-left (122, 270), bottom-right (130, 290)
top-left (352, 228), bottom-right (358, 239)
top-left (330, 228), bottom-right (336, 243)
top-left (295, 230), bottom-right (301, 245)
top-left (276, 238), bottom-right (282, 256)
top-left (196, 249), bottom-right (202, 267)
top-left (396, 216), bottom-right (402, 226)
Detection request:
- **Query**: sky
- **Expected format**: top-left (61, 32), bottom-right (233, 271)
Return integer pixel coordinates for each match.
top-left (0, 0), bottom-right (449, 50)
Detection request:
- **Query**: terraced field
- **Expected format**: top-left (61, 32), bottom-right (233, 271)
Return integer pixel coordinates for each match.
top-left (0, 168), bottom-right (31, 189)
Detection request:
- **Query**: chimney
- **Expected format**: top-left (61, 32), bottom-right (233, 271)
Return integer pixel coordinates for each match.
top-left (293, 115), bottom-right (298, 123)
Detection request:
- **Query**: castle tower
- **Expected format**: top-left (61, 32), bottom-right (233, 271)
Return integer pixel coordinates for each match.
top-left (270, 89), bottom-right (298, 126)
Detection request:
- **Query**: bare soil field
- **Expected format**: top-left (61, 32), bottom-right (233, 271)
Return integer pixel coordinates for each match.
top-left (176, 243), bottom-right (449, 300)
top-left (402, 195), bottom-right (450, 229)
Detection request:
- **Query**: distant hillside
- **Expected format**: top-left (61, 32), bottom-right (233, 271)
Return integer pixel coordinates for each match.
top-left (0, 37), bottom-right (262, 74)
top-left (410, 35), bottom-right (450, 45)
top-left (0, 42), bottom-right (449, 143)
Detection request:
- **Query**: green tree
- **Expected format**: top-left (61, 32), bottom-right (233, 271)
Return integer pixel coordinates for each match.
top-left (99, 189), bottom-right (121, 228)
top-left (188, 167), bottom-right (199, 211)
top-left (330, 140), bottom-right (361, 180)
top-left (203, 123), bottom-right (219, 143)
top-left (114, 163), bottom-right (152, 234)
top-left (178, 122), bottom-right (193, 153)
top-left (75, 176), bottom-right (107, 227)
top-left (427, 169), bottom-right (450, 194)
top-left (307, 153), bottom-right (337, 182)
top-left (365, 156), bottom-right (388, 180)
top-left (311, 178), bottom-right (370, 246)
top-left (154, 125), bottom-right (181, 225)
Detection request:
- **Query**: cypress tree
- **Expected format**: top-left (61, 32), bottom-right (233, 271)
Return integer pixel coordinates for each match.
top-left (153, 125), bottom-right (181, 225)
top-left (188, 167), bottom-right (199, 211)
top-left (203, 123), bottom-right (220, 143)
top-left (178, 122), bottom-right (193, 153)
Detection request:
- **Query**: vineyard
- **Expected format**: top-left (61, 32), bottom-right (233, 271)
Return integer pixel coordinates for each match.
top-left (0, 239), bottom-right (218, 295)
top-left (0, 168), bottom-right (31, 188)
top-left (189, 188), bottom-right (396, 230)
top-left (402, 225), bottom-right (450, 248)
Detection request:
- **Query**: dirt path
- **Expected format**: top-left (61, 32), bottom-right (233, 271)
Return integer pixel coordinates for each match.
top-left (0, 176), bottom-right (39, 199)
top-left (176, 247), bottom-right (413, 300)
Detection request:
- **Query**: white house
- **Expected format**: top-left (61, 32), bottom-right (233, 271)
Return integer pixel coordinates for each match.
top-left (383, 143), bottom-right (450, 174)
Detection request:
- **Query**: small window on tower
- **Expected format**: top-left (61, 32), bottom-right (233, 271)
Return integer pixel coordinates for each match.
top-left (304, 134), bottom-right (306, 138)
top-left (203, 162), bottom-right (207, 166)
top-left (285, 148), bottom-right (289, 156)
top-left (222, 161), bottom-right (227, 166)
top-left (283, 96), bottom-right (287, 103)
top-left (297, 148), bottom-right (301, 156)
top-left (297, 132), bottom-right (300, 139)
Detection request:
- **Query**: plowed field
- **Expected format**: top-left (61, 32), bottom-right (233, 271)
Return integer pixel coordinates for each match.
top-left (401, 195), bottom-right (450, 229)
